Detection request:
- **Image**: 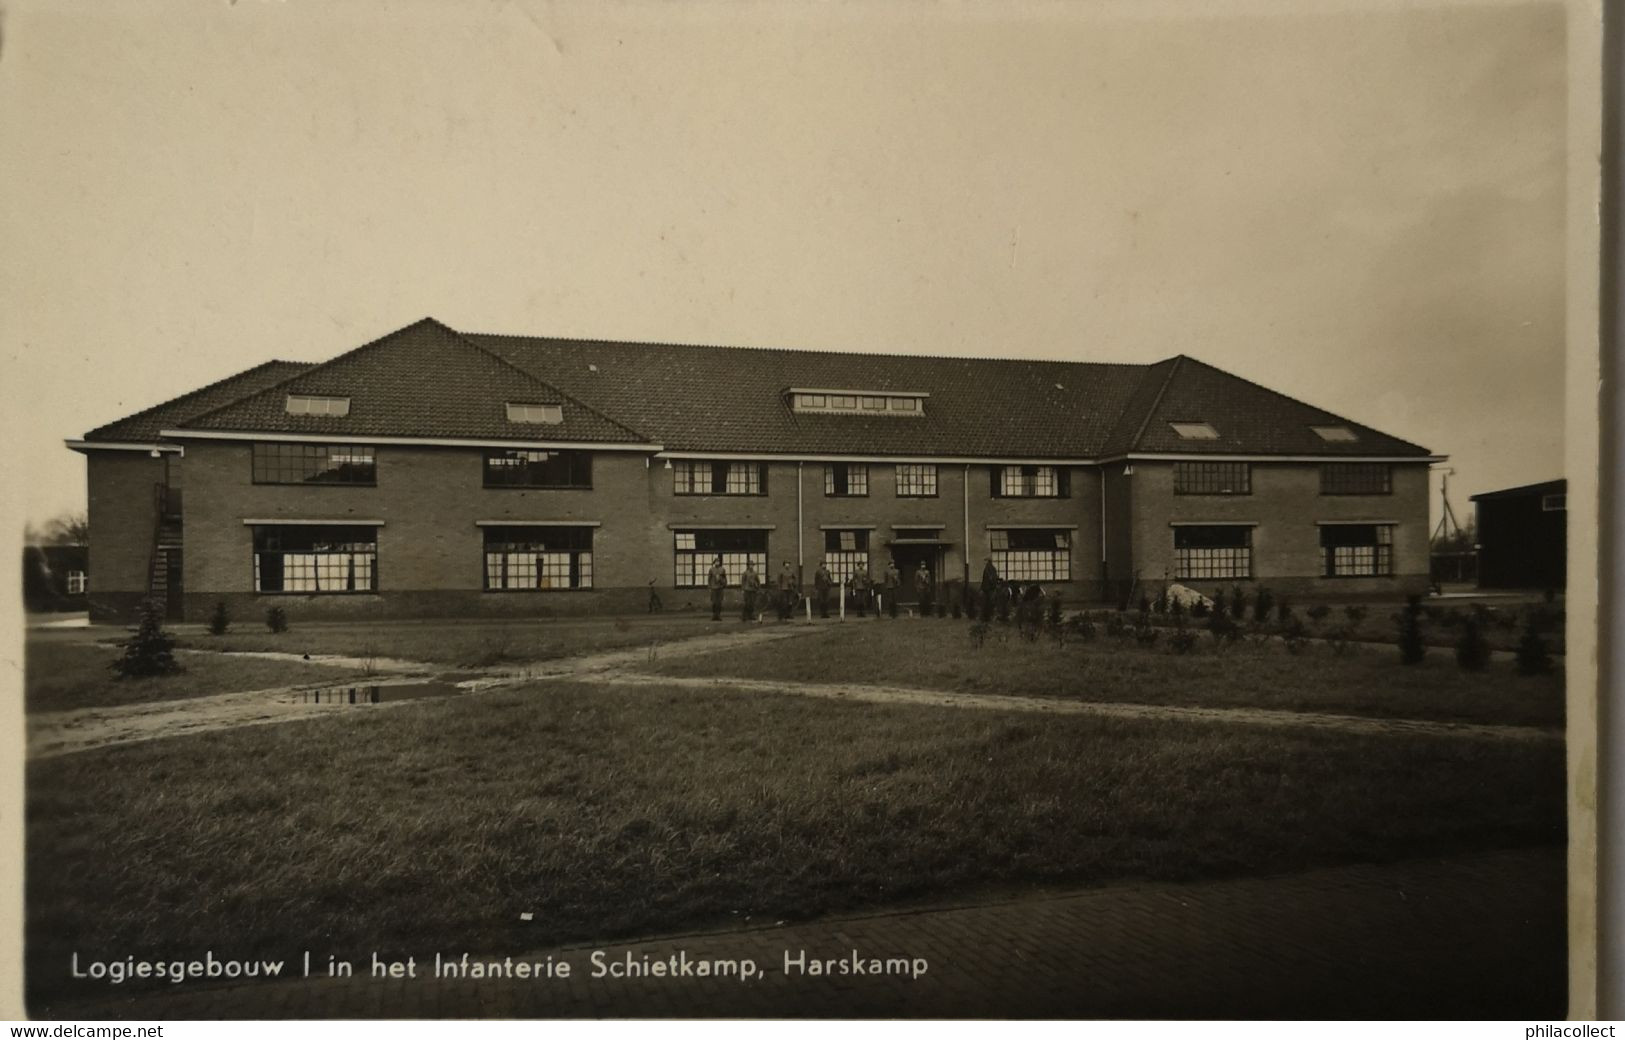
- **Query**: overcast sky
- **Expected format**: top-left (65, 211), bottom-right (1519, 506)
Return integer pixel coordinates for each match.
top-left (0, 0), bottom-right (1568, 535)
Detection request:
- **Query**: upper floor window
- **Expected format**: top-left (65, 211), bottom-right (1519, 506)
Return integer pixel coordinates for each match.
top-left (252, 443), bottom-right (376, 485)
top-left (674, 460), bottom-right (766, 496)
top-left (1320, 463), bottom-right (1392, 495)
top-left (505, 402), bottom-right (564, 425)
top-left (1174, 461), bottom-right (1251, 495)
top-left (1311, 425), bottom-right (1358, 443)
top-left (992, 465), bottom-right (1068, 498)
top-left (1168, 421), bottom-right (1219, 440)
top-left (284, 394), bottom-right (350, 417)
top-left (252, 524), bottom-right (377, 593)
top-left (895, 463), bottom-right (938, 497)
top-left (789, 389), bottom-right (926, 416)
top-left (483, 449), bottom-right (592, 489)
top-left (824, 463), bottom-right (869, 497)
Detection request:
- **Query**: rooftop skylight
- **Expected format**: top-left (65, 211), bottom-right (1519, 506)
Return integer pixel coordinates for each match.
top-left (507, 402), bottom-right (564, 425)
top-left (1311, 425), bottom-right (1358, 443)
top-left (285, 394), bottom-right (351, 417)
top-left (1168, 421), bottom-right (1219, 440)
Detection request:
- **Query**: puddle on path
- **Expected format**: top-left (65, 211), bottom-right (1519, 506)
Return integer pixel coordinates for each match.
top-left (291, 681), bottom-right (465, 706)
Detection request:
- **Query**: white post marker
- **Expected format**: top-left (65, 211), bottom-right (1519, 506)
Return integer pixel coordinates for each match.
top-left (805, 595), bottom-right (812, 622)
top-left (839, 579), bottom-right (846, 620)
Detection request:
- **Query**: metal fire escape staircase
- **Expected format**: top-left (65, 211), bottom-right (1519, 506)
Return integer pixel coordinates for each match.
top-left (145, 483), bottom-right (183, 617)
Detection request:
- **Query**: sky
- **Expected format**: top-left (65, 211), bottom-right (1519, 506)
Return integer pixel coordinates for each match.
top-left (0, 0), bottom-right (1570, 535)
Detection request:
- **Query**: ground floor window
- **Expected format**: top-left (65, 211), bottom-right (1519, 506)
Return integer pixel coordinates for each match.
top-left (66, 571), bottom-right (87, 594)
top-left (1320, 524), bottom-right (1394, 577)
top-left (483, 526), bottom-right (593, 590)
top-left (1173, 525), bottom-right (1252, 580)
top-left (674, 529), bottom-right (768, 587)
top-left (253, 524), bottom-right (377, 593)
top-left (989, 528), bottom-right (1071, 582)
top-left (822, 529), bottom-right (870, 582)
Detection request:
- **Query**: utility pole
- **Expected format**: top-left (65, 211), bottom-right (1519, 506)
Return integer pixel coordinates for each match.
top-left (1431, 468), bottom-right (1464, 544)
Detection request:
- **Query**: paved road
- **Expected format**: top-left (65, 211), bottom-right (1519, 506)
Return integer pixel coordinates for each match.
top-left (33, 846), bottom-right (1565, 1020)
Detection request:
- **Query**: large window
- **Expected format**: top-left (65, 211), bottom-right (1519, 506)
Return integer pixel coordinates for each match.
top-left (989, 529), bottom-right (1071, 582)
top-left (1174, 461), bottom-right (1250, 495)
top-left (483, 526), bottom-right (593, 590)
top-left (673, 461), bottom-right (766, 496)
top-left (1320, 463), bottom-right (1392, 495)
top-left (483, 449), bottom-right (592, 488)
top-left (992, 465), bottom-right (1068, 498)
top-left (1320, 524), bottom-right (1394, 577)
top-left (895, 463), bottom-right (938, 497)
top-left (252, 443), bottom-right (376, 485)
top-left (253, 525), bottom-right (377, 593)
top-left (1173, 525), bottom-right (1253, 580)
top-left (822, 529), bottom-right (870, 582)
top-left (824, 463), bottom-right (868, 497)
top-left (674, 529), bottom-right (769, 587)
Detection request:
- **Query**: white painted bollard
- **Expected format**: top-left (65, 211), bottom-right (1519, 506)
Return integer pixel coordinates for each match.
top-left (805, 596), bottom-right (812, 622)
top-left (839, 579), bottom-right (846, 620)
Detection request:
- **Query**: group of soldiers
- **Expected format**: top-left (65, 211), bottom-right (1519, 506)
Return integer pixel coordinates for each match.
top-left (704, 555), bottom-right (943, 621)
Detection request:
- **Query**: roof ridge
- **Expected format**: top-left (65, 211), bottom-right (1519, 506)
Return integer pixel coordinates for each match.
top-left (85, 358), bottom-right (314, 440)
top-left (464, 329), bottom-right (1153, 371)
top-left (443, 326), bottom-right (655, 444)
top-left (175, 318), bottom-right (451, 431)
top-left (1171, 354), bottom-right (1432, 454)
top-left (1126, 355), bottom-right (1184, 451)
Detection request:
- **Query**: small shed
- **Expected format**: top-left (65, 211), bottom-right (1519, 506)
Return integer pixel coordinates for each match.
top-left (1469, 479), bottom-right (1566, 590)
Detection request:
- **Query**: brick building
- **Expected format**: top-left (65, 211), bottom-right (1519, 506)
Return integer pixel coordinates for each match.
top-left (67, 318), bottom-right (1441, 622)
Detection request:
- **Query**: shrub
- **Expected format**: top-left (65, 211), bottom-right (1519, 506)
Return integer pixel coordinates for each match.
top-left (265, 606), bottom-right (289, 633)
top-left (1067, 613), bottom-right (1096, 640)
top-left (1104, 611), bottom-right (1129, 639)
top-left (1212, 589), bottom-right (1228, 619)
top-left (1138, 594), bottom-right (1152, 616)
top-left (995, 595), bottom-right (1012, 624)
top-left (1397, 595), bottom-right (1426, 665)
top-left (1306, 604), bottom-right (1331, 626)
top-left (1325, 624), bottom-right (1356, 656)
top-left (969, 620), bottom-right (991, 649)
top-left (1153, 588), bottom-right (1169, 614)
top-left (1276, 598), bottom-right (1292, 623)
top-left (112, 600), bottom-right (181, 678)
top-left (1252, 588), bottom-right (1274, 624)
top-left (951, 599), bottom-right (963, 619)
top-left (1168, 617), bottom-right (1197, 655)
top-left (1343, 604), bottom-right (1368, 626)
top-left (936, 602), bottom-right (947, 618)
top-left (1455, 615), bottom-right (1490, 671)
top-left (1206, 610), bottom-right (1240, 646)
top-left (1047, 597), bottom-right (1064, 628)
top-left (1283, 616), bottom-right (1309, 655)
top-left (206, 601), bottom-right (231, 636)
top-left (1515, 614), bottom-right (1553, 675)
top-left (1169, 596), bottom-right (1185, 618)
top-left (1230, 586), bottom-right (1250, 619)
top-left (1133, 623), bottom-right (1159, 647)
top-left (1190, 599), bottom-right (1210, 619)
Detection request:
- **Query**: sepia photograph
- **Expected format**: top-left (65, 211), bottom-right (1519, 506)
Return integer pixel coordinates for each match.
top-left (0, 0), bottom-right (1606, 1022)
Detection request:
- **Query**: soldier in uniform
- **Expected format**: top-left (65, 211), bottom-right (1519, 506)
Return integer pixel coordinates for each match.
top-left (980, 557), bottom-right (1000, 618)
top-left (813, 557), bottom-right (834, 619)
top-left (882, 558), bottom-right (901, 619)
top-left (776, 561), bottom-right (799, 621)
top-left (850, 566), bottom-right (872, 618)
top-left (914, 560), bottom-right (935, 617)
top-left (706, 555), bottom-right (728, 621)
top-left (740, 560), bottom-right (761, 622)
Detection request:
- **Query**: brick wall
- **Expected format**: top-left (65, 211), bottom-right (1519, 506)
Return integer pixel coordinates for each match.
top-left (85, 452), bottom-right (166, 621)
top-left (1125, 460), bottom-right (1431, 597)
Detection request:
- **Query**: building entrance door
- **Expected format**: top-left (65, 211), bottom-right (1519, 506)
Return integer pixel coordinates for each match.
top-left (885, 543), bottom-right (945, 604)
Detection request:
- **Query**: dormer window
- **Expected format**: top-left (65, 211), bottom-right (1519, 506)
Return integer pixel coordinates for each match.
top-left (506, 402), bottom-right (564, 425)
top-left (1169, 421), bottom-right (1219, 440)
top-left (788, 388), bottom-right (927, 416)
top-left (285, 394), bottom-right (350, 417)
top-left (1311, 425), bottom-right (1358, 443)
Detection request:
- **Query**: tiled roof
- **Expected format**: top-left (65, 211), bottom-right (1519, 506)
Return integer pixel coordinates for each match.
top-left (472, 334), bottom-right (1147, 458)
top-left (1123, 356), bottom-right (1431, 457)
top-left (1469, 478), bottom-right (1565, 502)
top-left (181, 319), bottom-right (650, 444)
top-left (83, 359), bottom-right (315, 442)
top-left (82, 318), bottom-right (1436, 460)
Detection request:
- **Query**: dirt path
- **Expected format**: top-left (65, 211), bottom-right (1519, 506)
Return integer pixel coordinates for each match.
top-left (579, 670), bottom-right (1562, 743)
top-left (26, 625), bottom-right (821, 759)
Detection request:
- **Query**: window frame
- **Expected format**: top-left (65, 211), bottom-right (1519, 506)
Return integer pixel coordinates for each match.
top-left (251, 443), bottom-right (377, 486)
top-left (252, 524), bottom-right (379, 595)
top-left (988, 528), bottom-right (1072, 582)
top-left (1173, 461), bottom-right (1252, 496)
top-left (283, 394), bottom-right (351, 417)
top-left (1172, 525), bottom-right (1254, 581)
top-left (673, 529), bottom-right (770, 587)
top-left (66, 570), bottom-right (87, 595)
top-left (1319, 523), bottom-right (1395, 578)
top-left (824, 463), bottom-right (870, 497)
top-left (1319, 463), bottom-right (1393, 496)
top-left (481, 525), bottom-right (594, 591)
top-left (672, 460), bottom-right (768, 497)
top-left (821, 529), bottom-right (871, 583)
top-left (894, 463), bottom-right (939, 498)
top-left (482, 449), bottom-right (594, 490)
top-left (505, 402), bottom-right (564, 425)
top-left (991, 464), bottom-right (1068, 499)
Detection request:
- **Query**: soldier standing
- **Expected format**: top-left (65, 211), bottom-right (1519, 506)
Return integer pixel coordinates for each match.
top-left (740, 560), bottom-right (761, 621)
top-left (914, 560), bottom-right (935, 617)
top-left (706, 555), bottom-right (728, 621)
top-left (980, 558), bottom-right (1000, 618)
top-left (813, 557), bottom-right (834, 619)
top-left (882, 559), bottom-right (901, 619)
top-left (850, 566), bottom-right (872, 618)
top-left (776, 561), bottom-right (799, 621)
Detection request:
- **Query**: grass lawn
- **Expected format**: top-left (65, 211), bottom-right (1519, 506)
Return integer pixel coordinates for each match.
top-left (24, 640), bottom-right (368, 714)
top-left (117, 613), bottom-right (729, 668)
top-left (653, 622), bottom-right (1565, 728)
top-left (27, 680), bottom-right (1563, 1001)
